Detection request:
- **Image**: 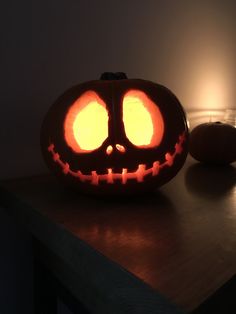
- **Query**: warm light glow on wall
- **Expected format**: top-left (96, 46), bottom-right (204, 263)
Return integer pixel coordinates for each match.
top-left (190, 59), bottom-right (231, 111)
top-left (195, 77), bottom-right (227, 111)
top-left (176, 23), bottom-right (235, 129)
top-left (187, 110), bottom-right (225, 130)
top-left (184, 49), bottom-right (235, 129)
top-left (148, 2), bottom-right (235, 121)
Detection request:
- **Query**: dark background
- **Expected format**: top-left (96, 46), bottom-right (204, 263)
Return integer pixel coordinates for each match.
top-left (1, 0), bottom-right (236, 180)
top-left (0, 1), bottom-right (236, 313)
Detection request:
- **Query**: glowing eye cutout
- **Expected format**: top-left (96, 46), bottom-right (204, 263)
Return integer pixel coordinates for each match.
top-left (122, 90), bottom-right (164, 147)
top-left (64, 91), bottom-right (109, 152)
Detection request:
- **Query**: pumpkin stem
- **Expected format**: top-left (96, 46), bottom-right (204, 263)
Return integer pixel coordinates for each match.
top-left (100, 72), bottom-right (127, 80)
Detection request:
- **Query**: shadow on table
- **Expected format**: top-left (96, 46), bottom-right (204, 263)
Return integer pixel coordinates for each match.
top-left (185, 162), bottom-right (236, 198)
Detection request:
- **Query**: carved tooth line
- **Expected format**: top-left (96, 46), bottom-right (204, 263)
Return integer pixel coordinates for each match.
top-left (48, 131), bottom-right (186, 184)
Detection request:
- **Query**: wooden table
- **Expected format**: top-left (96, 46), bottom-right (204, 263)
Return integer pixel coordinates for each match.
top-left (1, 157), bottom-right (235, 313)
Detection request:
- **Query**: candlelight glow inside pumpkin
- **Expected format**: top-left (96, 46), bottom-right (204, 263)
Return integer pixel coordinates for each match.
top-left (123, 90), bottom-right (164, 147)
top-left (64, 91), bottom-right (109, 152)
top-left (48, 133), bottom-right (185, 185)
top-left (41, 73), bottom-right (189, 195)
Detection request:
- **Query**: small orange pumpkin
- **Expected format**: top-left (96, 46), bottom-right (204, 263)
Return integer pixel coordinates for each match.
top-left (189, 122), bottom-right (236, 164)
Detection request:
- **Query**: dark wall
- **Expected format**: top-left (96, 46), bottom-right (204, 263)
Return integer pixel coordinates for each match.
top-left (1, 0), bottom-right (236, 179)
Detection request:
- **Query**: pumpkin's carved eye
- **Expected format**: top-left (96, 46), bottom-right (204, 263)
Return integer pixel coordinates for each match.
top-left (122, 90), bottom-right (164, 148)
top-left (64, 91), bottom-right (109, 153)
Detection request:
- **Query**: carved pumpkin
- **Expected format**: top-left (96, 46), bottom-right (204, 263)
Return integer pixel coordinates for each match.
top-left (41, 73), bottom-right (188, 195)
top-left (189, 122), bottom-right (236, 165)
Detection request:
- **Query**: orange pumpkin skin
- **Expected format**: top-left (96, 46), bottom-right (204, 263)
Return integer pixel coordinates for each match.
top-left (41, 73), bottom-right (189, 195)
top-left (189, 122), bottom-right (236, 165)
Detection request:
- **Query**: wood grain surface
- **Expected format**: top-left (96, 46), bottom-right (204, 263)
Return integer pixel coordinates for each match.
top-left (1, 157), bottom-right (236, 313)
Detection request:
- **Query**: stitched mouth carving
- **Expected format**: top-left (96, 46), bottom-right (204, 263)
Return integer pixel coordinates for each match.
top-left (48, 132), bottom-right (186, 185)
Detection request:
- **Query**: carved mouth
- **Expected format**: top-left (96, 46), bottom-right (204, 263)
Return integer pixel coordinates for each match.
top-left (47, 132), bottom-right (186, 185)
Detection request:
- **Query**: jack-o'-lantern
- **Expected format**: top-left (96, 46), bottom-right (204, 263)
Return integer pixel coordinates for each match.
top-left (41, 73), bottom-right (188, 195)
